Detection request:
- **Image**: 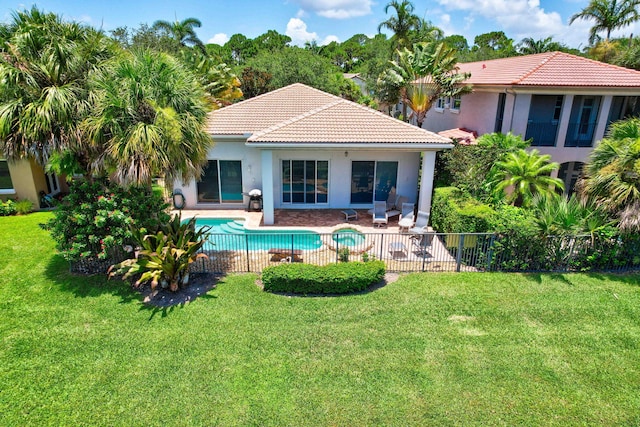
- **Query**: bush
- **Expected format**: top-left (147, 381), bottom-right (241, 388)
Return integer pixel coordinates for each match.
top-left (14, 199), bottom-right (33, 215)
top-left (43, 179), bottom-right (169, 263)
top-left (431, 187), bottom-right (498, 233)
top-left (109, 215), bottom-right (210, 291)
top-left (0, 200), bottom-right (16, 216)
top-left (262, 260), bottom-right (386, 294)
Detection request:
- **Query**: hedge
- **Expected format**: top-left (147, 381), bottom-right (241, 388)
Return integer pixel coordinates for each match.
top-left (430, 187), bottom-right (498, 233)
top-left (262, 260), bottom-right (386, 294)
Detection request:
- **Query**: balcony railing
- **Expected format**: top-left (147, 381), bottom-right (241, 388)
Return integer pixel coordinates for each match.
top-left (525, 122), bottom-right (559, 146)
top-left (564, 122), bottom-right (597, 147)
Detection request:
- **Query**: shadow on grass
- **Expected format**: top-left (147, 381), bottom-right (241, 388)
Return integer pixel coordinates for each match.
top-left (44, 253), bottom-right (139, 304)
top-left (521, 271), bottom-right (640, 287)
top-left (521, 273), bottom-right (575, 285)
top-left (582, 271), bottom-right (640, 286)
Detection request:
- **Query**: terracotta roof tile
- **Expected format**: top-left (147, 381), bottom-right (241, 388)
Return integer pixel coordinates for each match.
top-left (438, 128), bottom-right (477, 145)
top-left (458, 51), bottom-right (640, 87)
top-left (208, 83), bottom-right (451, 145)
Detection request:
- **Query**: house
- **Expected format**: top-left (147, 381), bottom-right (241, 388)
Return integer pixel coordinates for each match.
top-left (344, 73), bottom-right (368, 96)
top-left (0, 157), bottom-right (67, 209)
top-left (172, 83), bottom-right (452, 225)
top-left (421, 52), bottom-right (640, 192)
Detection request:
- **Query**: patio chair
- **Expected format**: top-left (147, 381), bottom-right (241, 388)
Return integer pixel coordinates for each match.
top-left (408, 211), bottom-right (430, 235)
top-left (411, 232), bottom-right (434, 257)
top-left (372, 200), bottom-right (388, 227)
top-left (397, 202), bottom-right (415, 233)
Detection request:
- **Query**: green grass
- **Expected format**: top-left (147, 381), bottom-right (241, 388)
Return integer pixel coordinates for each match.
top-left (1, 213), bottom-right (640, 426)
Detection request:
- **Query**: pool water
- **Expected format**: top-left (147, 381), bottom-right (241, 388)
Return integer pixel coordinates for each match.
top-left (332, 228), bottom-right (366, 247)
top-left (193, 218), bottom-right (323, 251)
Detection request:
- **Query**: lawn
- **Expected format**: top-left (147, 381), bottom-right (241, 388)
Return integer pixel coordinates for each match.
top-left (1, 213), bottom-right (640, 426)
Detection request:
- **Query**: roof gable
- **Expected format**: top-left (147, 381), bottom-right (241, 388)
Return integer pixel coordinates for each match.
top-left (459, 51), bottom-right (640, 87)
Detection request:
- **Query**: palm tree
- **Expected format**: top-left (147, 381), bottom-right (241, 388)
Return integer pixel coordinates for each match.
top-left (570, 0), bottom-right (640, 44)
top-left (488, 149), bottom-right (564, 207)
top-left (580, 117), bottom-right (640, 230)
top-left (378, 0), bottom-right (421, 50)
top-left (0, 7), bottom-right (116, 167)
top-left (517, 37), bottom-right (564, 54)
top-left (152, 17), bottom-right (205, 52)
top-left (380, 42), bottom-right (471, 127)
top-left (82, 50), bottom-right (211, 187)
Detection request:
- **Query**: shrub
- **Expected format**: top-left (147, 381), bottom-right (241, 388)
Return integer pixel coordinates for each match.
top-left (14, 199), bottom-right (33, 215)
top-left (0, 200), bottom-right (16, 216)
top-left (109, 215), bottom-right (210, 291)
top-left (338, 247), bottom-right (350, 262)
top-left (262, 260), bottom-right (386, 294)
top-left (43, 179), bottom-right (169, 263)
top-left (431, 187), bottom-right (498, 233)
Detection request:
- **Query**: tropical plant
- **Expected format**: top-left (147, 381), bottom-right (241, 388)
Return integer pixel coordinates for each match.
top-left (531, 193), bottom-right (613, 238)
top-left (380, 42), bottom-right (471, 127)
top-left (580, 117), bottom-right (640, 231)
top-left (477, 132), bottom-right (530, 150)
top-left (151, 17), bottom-right (205, 52)
top-left (487, 149), bottom-right (564, 207)
top-left (377, 0), bottom-right (421, 50)
top-left (14, 199), bottom-right (33, 215)
top-left (570, 0), bottom-right (640, 44)
top-left (0, 7), bottom-right (116, 167)
top-left (109, 215), bottom-right (210, 291)
top-left (517, 37), bottom-right (566, 54)
top-left (179, 50), bottom-right (243, 108)
top-left (83, 49), bottom-right (211, 187)
top-left (43, 179), bottom-right (170, 262)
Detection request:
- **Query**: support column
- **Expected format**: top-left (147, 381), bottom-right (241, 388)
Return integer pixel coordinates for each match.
top-left (261, 150), bottom-right (274, 225)
top-left (556, 94), bottom-right (574, 147)
top-left (594, 95), bottom-right (613, 143)
top-left (418, 151), bottom-right (436, 214)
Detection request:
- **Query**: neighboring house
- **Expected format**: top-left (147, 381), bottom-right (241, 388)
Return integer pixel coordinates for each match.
top-left (421, 51), bottom-right (640, 193)
top-left (0, 158), bottom-right (66, 209)
top-left (172, 83), bottom-right (452, 225)
top-left (344, 73), bottom-right (368, 96)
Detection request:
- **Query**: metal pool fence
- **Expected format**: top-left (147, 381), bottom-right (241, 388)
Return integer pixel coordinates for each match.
top-left (187, 231), bottom-right (640, 274)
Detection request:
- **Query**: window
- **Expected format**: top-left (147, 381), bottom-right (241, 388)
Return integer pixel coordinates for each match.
top-left (281, 160), bottom-right (329, 204)
top-left (494, 93), bottom-right (506, 133)
top-left (0, 160), bottom-right (14, 192)
top-left (435, 97), bottom-right (446, 111)
top-left (197, 160), bottom-right (243, 203)
top-left (553, 95), bottom-right (563, 121)
top-left (450, 95), bottom-right (462, 112)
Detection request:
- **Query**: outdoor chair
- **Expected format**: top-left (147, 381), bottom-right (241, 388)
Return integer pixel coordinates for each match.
top-left (372, 200), bottom-right (388, 227)
top-left (408, 211), bottom-right (430, 235)
top-left (397, 202), bottom-right (415, 233)
top-left (411, 232), bottom-right (434, 257)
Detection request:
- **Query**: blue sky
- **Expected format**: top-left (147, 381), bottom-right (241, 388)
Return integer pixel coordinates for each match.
top-left (5, 0), bottom-right (639, 49)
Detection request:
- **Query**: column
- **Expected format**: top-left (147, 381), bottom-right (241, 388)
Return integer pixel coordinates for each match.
top-left (556, 94), bottom-right (574, 147)
top-left (418, 151), bottom-right (436, 213)
top-left (593, 95), bottom-right (613, 143)
top-left (261, 150), bottom-right (274, 225)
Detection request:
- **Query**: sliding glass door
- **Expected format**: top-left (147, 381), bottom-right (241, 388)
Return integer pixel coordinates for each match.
top-left (197, 160), bottom-right (243, 203)
top-left (350, 161), bottom-right (398, 204)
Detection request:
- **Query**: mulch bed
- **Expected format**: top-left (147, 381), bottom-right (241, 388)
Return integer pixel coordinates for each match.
top-left (136, 273), bottom-right (220, 307)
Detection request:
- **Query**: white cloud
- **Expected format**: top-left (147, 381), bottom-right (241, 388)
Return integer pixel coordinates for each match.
top-left (208, 33), bottom-right (229, 45)
top-left (286, 18), bottom-right (319, 46)
top-left (321, 35), bottom-right (340, 45)
top-left (290, 0), bottom-right (373, 19)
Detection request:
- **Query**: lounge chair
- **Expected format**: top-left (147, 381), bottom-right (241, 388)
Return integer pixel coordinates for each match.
top-left (408, 211), bottom-right (430, 235)
top-left (397, 203), bottom-right (415, 233)
top-left (411, 232), bottom-right (434, 257)
top-left (372, 200), bottom-right (388, 227)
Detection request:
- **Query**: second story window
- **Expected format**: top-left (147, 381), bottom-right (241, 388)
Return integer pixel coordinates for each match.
top-left (435, 97), bottom-right (446, 110)
top-left (450, 95), bottom-right (462, 112)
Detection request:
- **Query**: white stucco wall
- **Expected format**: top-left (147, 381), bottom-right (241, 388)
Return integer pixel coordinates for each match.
top-left (173, 140), bottom-right (427, 211)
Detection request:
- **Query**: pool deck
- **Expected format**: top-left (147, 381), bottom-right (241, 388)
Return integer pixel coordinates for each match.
top-left (176, 208), bottom-right (408, 234)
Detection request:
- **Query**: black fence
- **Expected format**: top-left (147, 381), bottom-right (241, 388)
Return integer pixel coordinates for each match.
top-left (186, 231), bottom-right (640, 274)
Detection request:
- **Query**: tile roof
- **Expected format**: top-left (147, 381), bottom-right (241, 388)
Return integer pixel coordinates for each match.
top-left (438, 128), bottom-right (477, 145)
top-left (458, 51), bottom-right (640, 87)
top-left (208, 83), bottom-right (451, 146)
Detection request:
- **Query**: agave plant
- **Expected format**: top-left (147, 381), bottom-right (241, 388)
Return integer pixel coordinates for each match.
top-left (110, 215), bottom-right (210, 291)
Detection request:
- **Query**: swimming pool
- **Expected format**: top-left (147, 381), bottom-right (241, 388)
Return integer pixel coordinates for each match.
top-left (332, 228), bottom-right (366, 247)
top-left (192, 218), bottom-right (323, 251)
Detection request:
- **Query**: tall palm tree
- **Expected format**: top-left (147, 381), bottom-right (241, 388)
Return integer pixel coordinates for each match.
top-left (570, 0), bottom-right (640, 44)
top-left (517, 37), bottom-right (564, 54)
top-left (378, 0), bottom-right (420, 50)
top-left (380, 42), bottom-right (471, 127)
top-left (82, 50), bottom-right (211, 187)
top-left (580, 117), bottom-right (640, 230)
top-left (0, 7), bottom-right (116, 166)
top-left (152, 17), bottom-right (205, 52)
top-left (488, 149), bottom-right (564, 207)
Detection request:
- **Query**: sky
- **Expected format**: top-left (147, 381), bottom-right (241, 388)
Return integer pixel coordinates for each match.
top-left (4, 0), bottom-right (640, 50)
